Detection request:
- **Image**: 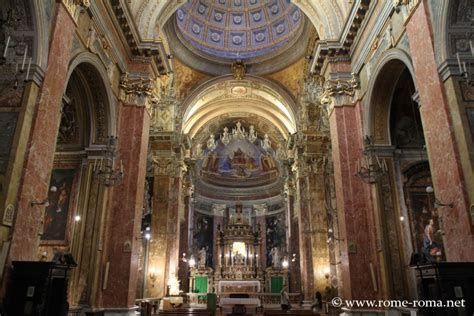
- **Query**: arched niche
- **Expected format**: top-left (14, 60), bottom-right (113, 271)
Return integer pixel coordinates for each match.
top-left (364, 49), bottom-right (418, 144)
top-left (180, 75), bottom-right (297, 141)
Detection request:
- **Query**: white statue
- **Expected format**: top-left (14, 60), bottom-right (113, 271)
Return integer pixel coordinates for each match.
top-left (221, 126), bottom-right (231, 146)
top-left (262, 134), bottom-right (272, 151)
top-left (270, 247), bottom-right (281, 268)
top-left (233, 121), bottom-right (246, 139)
top-left (248, 125), bottom-right (257, 143)
top-left (194, 143), bottom-right (203, 159)
top-left (207, 134), bottom-right (216, 151)
top-left (234, 252), bottom-right (244, 265)
top-left (198, 247), bottom-right (207, 266)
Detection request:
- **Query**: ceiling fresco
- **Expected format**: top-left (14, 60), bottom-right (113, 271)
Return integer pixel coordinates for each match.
top-left (176, 0), bottom-right (304, 60)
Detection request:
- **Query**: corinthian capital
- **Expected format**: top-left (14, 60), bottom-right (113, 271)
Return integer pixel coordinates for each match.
top-left (119, 72), bottom-right (156, 114)
top-left (320, 73), bottom-right (360, 109)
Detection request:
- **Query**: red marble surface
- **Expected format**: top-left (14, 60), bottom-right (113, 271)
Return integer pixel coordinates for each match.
top-left (288, 195), bottom-right (301, 294)
top-left (406, 2), bottom-right (474, 260)
top-left (8, 4), bottom-right (75, 261)
top-left (101, 103), bottom-right (150, 308)
top-left (329, 102), bottom-right (379, 300)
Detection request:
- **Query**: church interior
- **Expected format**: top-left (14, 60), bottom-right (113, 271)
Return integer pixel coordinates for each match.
top-left (0, 0), bottom-right (473, 315)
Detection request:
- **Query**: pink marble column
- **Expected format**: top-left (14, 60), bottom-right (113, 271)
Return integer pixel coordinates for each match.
top-left (287, 194), bottom-right (301, 294)
top-left (100, 102), bottom-right (150, 309)
top-left (329, 101), bottom-right (379, 300)
top-left (8, 3), bottom-right (75, 262)
top-left (406, 1), bottom-right (474, 260)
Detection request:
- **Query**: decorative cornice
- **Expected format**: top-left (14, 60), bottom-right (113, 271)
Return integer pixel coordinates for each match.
top-left (310, 0), bottom-right (371, 73)
top-left (109, 0), bottom-right (170, 75)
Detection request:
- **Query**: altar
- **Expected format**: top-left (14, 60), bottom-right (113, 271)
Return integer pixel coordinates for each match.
top-left (218, 280), bottom-right (261, 293)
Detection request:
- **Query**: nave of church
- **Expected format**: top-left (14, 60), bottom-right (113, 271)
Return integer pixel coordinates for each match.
top-left (0, 0), bottom-right (473, 315)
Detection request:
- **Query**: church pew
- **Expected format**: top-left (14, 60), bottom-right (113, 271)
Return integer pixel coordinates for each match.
top-left (157, 309), bottom-right (212, 316)
top-left (263, 310), bottom-right (320, 316)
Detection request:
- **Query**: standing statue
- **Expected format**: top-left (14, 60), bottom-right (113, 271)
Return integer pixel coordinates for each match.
top-left (207, 134), bottom-right (216, 151)
top-left (248, 125), bottom-right (257, 143)
top-left (262, 134), bottom-right (272, 151)
top-left (270, 247), bottom-right (281, 268)
top-left (198, 246), bottom-right (207, 266)
top-left (221, 126), bottom-right (231, 146)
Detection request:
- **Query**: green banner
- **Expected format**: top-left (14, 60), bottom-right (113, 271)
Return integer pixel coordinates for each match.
top-left (194, 276), bottom-right (208, 293)
top-left (271, 276), bottom-right (283, 293)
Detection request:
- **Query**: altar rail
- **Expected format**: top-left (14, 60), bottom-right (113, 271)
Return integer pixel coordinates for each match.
top-left (217, 292), bottom-right (302, 306)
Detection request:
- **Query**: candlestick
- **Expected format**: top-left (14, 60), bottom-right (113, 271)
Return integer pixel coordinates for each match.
top-left (3, 36), bottom-right (10, 58)
top-left (456, 52), bottom-right (462, 73)
top-left (22, 45), bottom-right (27, 70)
top-left (25, 57), bottom-right (32, 80)
top-left (120, 160), bottom-right (124, 173)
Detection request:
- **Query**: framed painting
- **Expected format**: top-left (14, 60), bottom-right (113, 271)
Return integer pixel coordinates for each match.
top-left (41, 169), bottom-right (76, 243)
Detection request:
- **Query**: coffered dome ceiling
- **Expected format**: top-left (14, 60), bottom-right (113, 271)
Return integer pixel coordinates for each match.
top-left (166, 0), bottom-right (312, 75)
top-left (176, 0), bottom-right (303, 60)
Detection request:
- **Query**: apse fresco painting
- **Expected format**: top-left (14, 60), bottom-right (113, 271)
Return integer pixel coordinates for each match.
top-left (199, 135), bottom-right (278, 187)
top-left (193, 213), bottom-right (214, 266)
top-left (42, 169), bottom-right (75, 241)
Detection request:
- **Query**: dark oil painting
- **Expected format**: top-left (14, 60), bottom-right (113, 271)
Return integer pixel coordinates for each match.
top-left (41, 169), bottom-right (75, 241)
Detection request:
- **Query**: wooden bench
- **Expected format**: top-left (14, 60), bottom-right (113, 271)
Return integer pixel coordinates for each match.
top-left (157, 309), bottom-right (212, 316)
top-left (263, 310), bottom-right (320, 316)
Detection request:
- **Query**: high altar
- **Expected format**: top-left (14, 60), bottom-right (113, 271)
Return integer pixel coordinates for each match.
top-left (189, 203), bottom-right (288, 294)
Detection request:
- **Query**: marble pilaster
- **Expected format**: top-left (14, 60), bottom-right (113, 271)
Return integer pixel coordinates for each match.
top-left (329, 101), bottom-right (379, 300)
top-left (100, 101), bottom-right (150, 308)
top-left (8, 3), bottom-right (76, 262)
top-left (405, 1), bottom-right (474, 260)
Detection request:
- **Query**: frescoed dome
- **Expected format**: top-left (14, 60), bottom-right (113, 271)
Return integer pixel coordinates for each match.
top-left (175, 0), bottom-right (304, 60)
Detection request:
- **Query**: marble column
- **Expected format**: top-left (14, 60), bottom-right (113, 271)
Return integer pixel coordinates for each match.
top-left (147, 155), bottom-right (183, 297)
top-left (7, 3), bottom-right (76, 262)
top-left (406, 1), bottom-right (474, 260)
top-left (286, 181), bottom-right (301, 294)
top-left (329, 99), bottom-right (379, 300)
top-left (178, 183), bottom-right (191, 293)
top-left (254, 204), bottom-right (267, 269)
top-left (100, 91), bottom-right (150, 312)
top-left (308, 166), bottom-right (330, 296)
top-left (296, 163), bottom-right (314, 301)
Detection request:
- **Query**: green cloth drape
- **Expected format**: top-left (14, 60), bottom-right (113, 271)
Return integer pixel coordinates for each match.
top-left (194, 276), bottom-right (208, 293)
top-left (270, 276), bottom-right (283, 293)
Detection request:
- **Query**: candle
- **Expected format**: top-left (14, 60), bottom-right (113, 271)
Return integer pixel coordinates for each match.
top-left (93, 159), bottom-right (97, 171)
top-left (3, 36), bottom-right (10, 58)
top-left (462, 61), bottom-right (467, 74)
top-left (120, 160), bottom-right (124, 173)
top-left (25, 57), bottom-right (32, 80)
top-left (470, 40), bottom-right (474, 55)
top-left (456, 52), bottom-right (462, 73)
top-left (22, 45), bottom-right (27, 70)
